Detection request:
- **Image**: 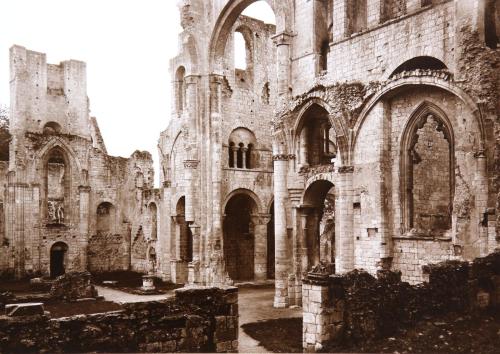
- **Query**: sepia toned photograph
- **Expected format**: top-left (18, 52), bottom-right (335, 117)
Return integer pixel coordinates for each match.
top-left (0, 0), bottom-right (499, 353)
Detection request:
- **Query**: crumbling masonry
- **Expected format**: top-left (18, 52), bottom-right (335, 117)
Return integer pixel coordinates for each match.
top-left (1, 0), bottom-right (500, 309)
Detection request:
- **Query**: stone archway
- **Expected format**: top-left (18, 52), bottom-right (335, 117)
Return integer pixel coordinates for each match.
top-left (223, 193), bottom-right (259, 281)
top-left (300, 180), bottom-right (336, 271)
top-left (50, 242), bottom-right (68, 278)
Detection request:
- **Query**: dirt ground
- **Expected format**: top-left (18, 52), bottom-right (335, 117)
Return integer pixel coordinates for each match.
top-left (242, 308), bottom-right (500, 353)
top-left (92, 271), bottom-right (182, 294)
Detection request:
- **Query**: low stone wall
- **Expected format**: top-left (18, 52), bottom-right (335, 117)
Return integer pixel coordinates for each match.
top-left (303, 251), bottom-right (500, 352)
top-left (0, 286), bottom-right (238, 353)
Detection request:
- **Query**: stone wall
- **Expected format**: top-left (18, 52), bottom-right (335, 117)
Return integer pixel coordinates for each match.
top-left (302, 251), bottom-right (500, 352)
top-left (0, 286), bottom-right (238, 353)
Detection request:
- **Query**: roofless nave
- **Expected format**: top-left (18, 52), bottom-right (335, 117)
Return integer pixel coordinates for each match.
top-left (1, 0), bottom-right (499, 309)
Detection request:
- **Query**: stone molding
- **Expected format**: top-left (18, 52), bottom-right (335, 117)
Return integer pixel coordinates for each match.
top-left (337, 165), bottom-right (354, 174)
top-left (183, 160), bottom-right (199, 169)
top-left (273, 154), bottom-right (296, 161)
top-left (184, 74), bottom-right (201, 85)
top-left (78, 186), bottom-right (91, 193)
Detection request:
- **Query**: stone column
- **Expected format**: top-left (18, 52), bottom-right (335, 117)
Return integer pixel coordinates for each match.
top-left (231, 146), bottom-right (238, 168)
top-left (273, 154), bottom-right (291, 307)
top-left (299, 210), bottom-right (310, 274)
top-left (183, 160), bottom-right (198, 223)
top-left (251, 214), bottom-right (272, 281)
top-left (78, 185), bottom-right (91, 271)
top-left (208, 74), bottom-right (229, 286)
top-left (188, 223), bottom-right (201, 284)
top-left (242, 147), bottom-right (248, 169)
top-left (474, 150), bottom-right (489, 255)
top-left (299, 125), bottom-right (309, 168)
top-left (271, 32), bottom-right (293, 107)
top-left (185, 75), bottom-right (200, 153)
top-left (336, 166), bottom-right (355, 273)
top-left (310, 209), bottom-right (321, 267)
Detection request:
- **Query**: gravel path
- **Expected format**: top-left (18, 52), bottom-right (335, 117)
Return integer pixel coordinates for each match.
top-left (95, 285), bottom-right (173, 303)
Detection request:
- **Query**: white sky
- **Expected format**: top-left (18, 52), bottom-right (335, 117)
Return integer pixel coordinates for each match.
top-left (0, 0), bottom-right (275, 186)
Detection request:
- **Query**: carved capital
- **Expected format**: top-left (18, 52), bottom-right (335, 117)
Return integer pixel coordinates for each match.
top-left (183, 160), bottom-right (199, 169)
top-left (209, 74), bottom-right (224, 85)
top-left (184, 74), bottom-right (201, 85)
top-left (337, 165), bottom-right (354, 174)
top-left (273, 154), bottom-right (296, 161)
top-left (271, 31), bottom-right (294, 46)
top-left (78, 185), bottom-right (91, 193)
top-left (251, 213), bottom-right (272, 225)
top-left (163, 181), bottom-right (171, 188)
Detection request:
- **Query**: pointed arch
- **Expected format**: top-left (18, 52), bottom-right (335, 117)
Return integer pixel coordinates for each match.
top-left (36, 137), bottom-right (83, 184)
top-left (400, 101), bottom-right (455, 234)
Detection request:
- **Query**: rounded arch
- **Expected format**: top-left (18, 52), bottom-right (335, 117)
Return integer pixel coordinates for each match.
top-left (352, 78), bottom-right (486, 152)
top-left (175, 196), bottom-right (186, 215)
top-left (228, 127), bottom-right (257, 146)
top-left (43, 121), bottom-right (62, 135)
top-left (222, 188), bottom-right (263, 214)
top-left (302, 179), bottom-right (335, 207)
top-left (293, 98), bottom-right (349, 165)
top-left (50, 241), bottom-right (68, 278)
top-left (382, 51), bottom-right (450, 80)
top-left (388, 56), bottom-right (448, 79)
top-left (209, 0), bottom-right (292, 72)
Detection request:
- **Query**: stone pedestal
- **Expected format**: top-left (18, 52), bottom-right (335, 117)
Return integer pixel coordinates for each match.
top-left (141, 275), bottom-right (156, 292)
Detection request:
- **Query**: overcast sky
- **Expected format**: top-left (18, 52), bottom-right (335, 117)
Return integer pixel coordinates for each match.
top-left (0, 0), bottom-right (275, 185)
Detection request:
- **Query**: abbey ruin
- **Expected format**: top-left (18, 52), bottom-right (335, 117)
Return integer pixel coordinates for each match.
top-left (1, 0), bottom-right (500, 311)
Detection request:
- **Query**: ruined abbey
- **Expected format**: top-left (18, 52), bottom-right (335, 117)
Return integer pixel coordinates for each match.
top-left (1, 0), bottom-right (499, 309)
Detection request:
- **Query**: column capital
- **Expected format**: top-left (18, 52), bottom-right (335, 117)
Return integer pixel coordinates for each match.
top-left (183, 159), bottom-right (199, 169)
top-left (271, 31), bottom-right (294, 46)
top-left (273, 154), bottom-right (296, 161)
top-left (209, 73), bottom-right (224, 85)
top-left (78, 185), bottom-right (91, 193)
top-left (184, 74), bottom-right (201, 85)
top-left (337, 165), bottom-right (354, 174)
top-left (288, 188), bottom-right (304, 205)
top-left (251, 213), bottom-right (272, 225)
top-left (163, 181), bottom-right (171, 188)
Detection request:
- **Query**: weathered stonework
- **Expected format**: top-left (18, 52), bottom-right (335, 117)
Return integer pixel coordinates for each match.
top-left (1, 0), bottom-right (499, 315)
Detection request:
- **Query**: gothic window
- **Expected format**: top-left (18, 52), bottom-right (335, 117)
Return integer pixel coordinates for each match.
top-left (228, 128), bottom-right (257, 170)
top-left (46, 148), bottom-right (69, 225)
top-left (401, 109), bottom-right (454, 234)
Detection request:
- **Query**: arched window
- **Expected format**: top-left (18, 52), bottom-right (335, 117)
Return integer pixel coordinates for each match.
top-left (401, 106), bottom-right (454, 235)
top-left (175, 66), bottom-right (186, 114)
top-left (97, 202), bottom-right (115, 234)
top-left (228, 128), bottom-right (257, 170)
top-left (348, 0), bottom-right (367, 34)
top-left (46, 148), bottom-right (69, 225)
top-left (315, 0), bottom-right (333, 73)
top-left (43, 121), bottom-right (62, 135)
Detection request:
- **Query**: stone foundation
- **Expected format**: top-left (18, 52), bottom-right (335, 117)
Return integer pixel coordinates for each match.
top-left (302, 251), bottom-right (500, 352)
top-left (0, 286), bottom-right (238, 353)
